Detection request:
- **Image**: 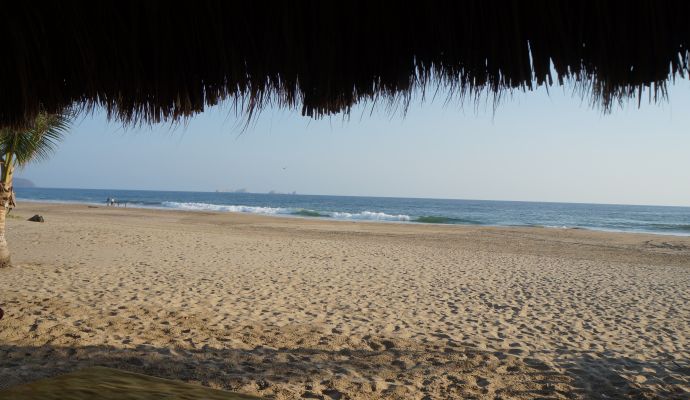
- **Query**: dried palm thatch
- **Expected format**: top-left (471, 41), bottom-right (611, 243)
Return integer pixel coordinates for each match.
top-left (1, 1), bottom-right (689, 129)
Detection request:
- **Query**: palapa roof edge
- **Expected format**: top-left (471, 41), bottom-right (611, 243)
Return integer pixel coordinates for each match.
top-left (1, 1), bottom-right (689, 128)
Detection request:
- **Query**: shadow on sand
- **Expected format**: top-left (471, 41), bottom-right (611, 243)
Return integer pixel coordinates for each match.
top-left (0, 341), bottom-right (572, 399)
top-left (530, 348), bottom-right (689, 399)
top-left (1, 341), bottom-right (686, 399)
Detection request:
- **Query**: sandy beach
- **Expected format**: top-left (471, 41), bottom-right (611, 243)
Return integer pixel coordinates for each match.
top-left (0, 202), bottom-right (688, 399)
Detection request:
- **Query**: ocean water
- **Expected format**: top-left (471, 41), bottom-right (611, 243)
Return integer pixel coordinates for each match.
top-left (15, 187), bottom-right (690, 236)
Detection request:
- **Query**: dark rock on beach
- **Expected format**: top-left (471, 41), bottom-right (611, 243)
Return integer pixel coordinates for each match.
top-left (28, 215), bottom-right (44, 223)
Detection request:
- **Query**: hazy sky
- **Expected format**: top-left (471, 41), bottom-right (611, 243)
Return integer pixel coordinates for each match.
top-left (20, 81), bottom-right (690, 207)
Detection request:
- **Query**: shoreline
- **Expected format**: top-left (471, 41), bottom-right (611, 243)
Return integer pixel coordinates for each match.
top-left (6, 201), bottom-right (690, 270)
top-left (16, 198), bottom-right (690, 238)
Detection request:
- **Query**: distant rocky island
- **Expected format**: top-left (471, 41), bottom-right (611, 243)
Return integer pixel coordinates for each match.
top-left (14, 178), bottom-right (35, 188)
top-left (214, 188), bottom-right (297, 195)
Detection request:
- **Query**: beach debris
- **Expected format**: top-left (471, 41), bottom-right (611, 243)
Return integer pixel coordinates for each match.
top-left (0, 308), bottom-right (3, 320)
top-left (28, 215), bottom-right (44, 223)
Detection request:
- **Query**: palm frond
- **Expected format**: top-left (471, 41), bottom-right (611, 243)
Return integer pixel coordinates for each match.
top-left (0, 112), bottom-right (71, 167)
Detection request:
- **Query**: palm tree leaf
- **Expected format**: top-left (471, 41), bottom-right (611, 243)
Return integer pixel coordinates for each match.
top-left (1, 112), bottom-right (71, 167)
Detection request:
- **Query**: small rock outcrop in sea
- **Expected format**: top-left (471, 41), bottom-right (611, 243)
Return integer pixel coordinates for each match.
top-left (28, 215), bottom-right (44, 223)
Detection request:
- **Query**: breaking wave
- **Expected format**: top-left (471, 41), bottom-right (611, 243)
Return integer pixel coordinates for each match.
top-left (161, 201), bottom-right (288, 215)
top-left (161, 202), bottom-right (411, 221)
top-left (328, 211), bottom-right (411, 221)
top-left (414, 216), bottom-right (481, 224)
top-left (291, 209), bottom-right (330, 217)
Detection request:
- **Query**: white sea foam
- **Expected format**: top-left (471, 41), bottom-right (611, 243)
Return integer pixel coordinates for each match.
top-left (161, 201), bottom-right (411, 221)
top-left (161, 201), bottom-right (289, 215)
top-left (328, 211), bottom-right (411, 221)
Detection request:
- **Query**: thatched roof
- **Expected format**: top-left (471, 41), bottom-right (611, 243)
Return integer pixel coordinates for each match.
top-left (2, 1), bottom-right (689, 128)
